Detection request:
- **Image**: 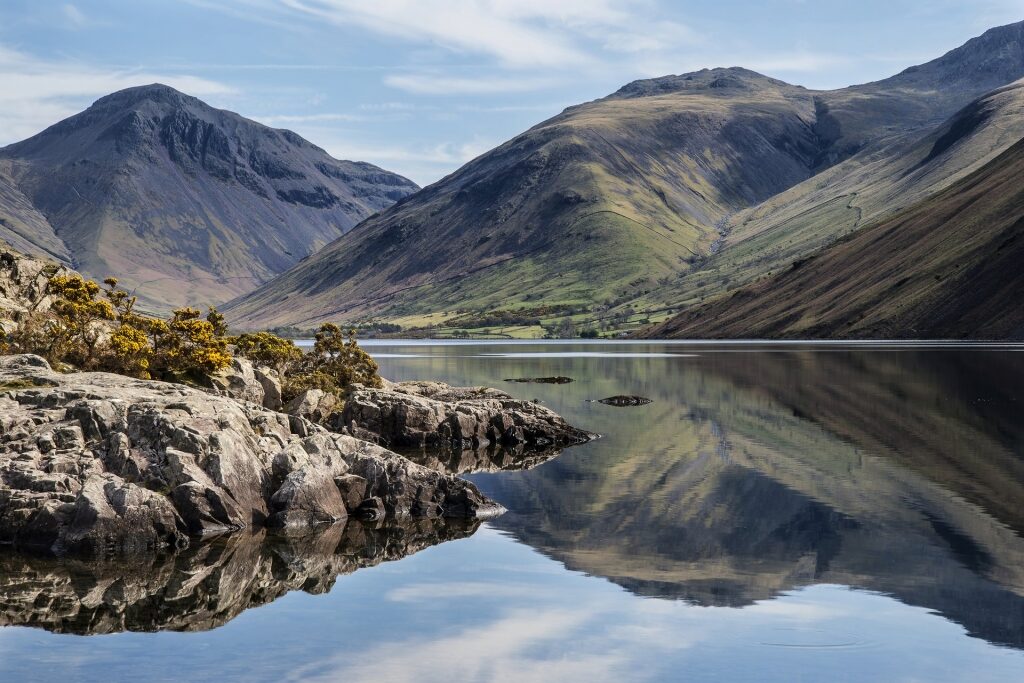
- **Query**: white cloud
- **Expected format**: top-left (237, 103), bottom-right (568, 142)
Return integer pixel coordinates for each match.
top-left (259, 0), bottom-right (699, 72)
top-left (0, 45), bottom-right (235, 145)
top-left (276, 0), bottom-right (590, 67)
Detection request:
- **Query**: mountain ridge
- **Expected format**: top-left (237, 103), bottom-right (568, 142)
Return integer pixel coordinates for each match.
top-left (646, 132), bottom-right (1024, 339)
top-left (225, 20), bottom-right (1024, 332)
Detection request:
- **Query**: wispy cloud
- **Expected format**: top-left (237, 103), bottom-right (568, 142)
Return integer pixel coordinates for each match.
top-left (0, 45), bottom-right (234, 145)
top-left (255, 112), bottom-right (368, 125)
top-left (384, 72), bottom-right (563, 95)
top-left (61, 3), bottom-right (88, 29)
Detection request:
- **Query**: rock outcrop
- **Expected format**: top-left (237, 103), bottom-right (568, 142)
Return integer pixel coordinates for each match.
top-left (337, 380), bottom-right (595, 452)
top-left (0, 248), bottom-right (72, 333)
top-left (0, 355), bottom-right (501, 556)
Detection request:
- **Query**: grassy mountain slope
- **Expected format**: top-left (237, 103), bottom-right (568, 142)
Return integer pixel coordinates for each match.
top-left (0, 84), bottom-right (418, 313)
top-left (226, 69), bottom-right (824, 328)
top-left (647, 133), bottom-right (1024, 339)
top-left (633, 79), bottom-right (1024, 327)
top-left (226, 21), bottom-right (1024, 331)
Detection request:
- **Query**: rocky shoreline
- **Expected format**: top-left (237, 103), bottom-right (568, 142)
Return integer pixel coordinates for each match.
top-left (0, 353), bottom-right (593, 557)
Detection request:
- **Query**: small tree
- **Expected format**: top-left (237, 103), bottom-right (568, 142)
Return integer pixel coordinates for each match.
top-left (232, 331), bottom-right (303, 375)
top-left (38, 275), bottom-right (115, 368)
top-left (152, 307), bottom-right (232, 378)
top-left (283, 323), bottom-right (381, 401)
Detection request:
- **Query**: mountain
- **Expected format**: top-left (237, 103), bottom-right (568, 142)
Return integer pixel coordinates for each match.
top-left (224, 21), bottom-right (1024, 332)
top-left (0, 84), bottom-right (418, 312)
top-left (647, 130), bottom-right (1024, 339)
top-left (639, 77), bottom-right (1024, 327)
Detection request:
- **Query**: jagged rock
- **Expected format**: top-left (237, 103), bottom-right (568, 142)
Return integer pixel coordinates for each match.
top-left (285, 388), bottom-right (340, 424)
top-left (0, 248), bottom-right (73, 325)
top-left (504, 376), bottom-right (574, 384)
top-left (338, 380), bottom-right (595, 452)
top-left (269, 467), bottom-right (348, 528)
top-left (254, 365), bottom-right (283, 411)
top-left (206, 357), bottom-right (265, 407)
top-left (0, 354), bottom-right (502, 556)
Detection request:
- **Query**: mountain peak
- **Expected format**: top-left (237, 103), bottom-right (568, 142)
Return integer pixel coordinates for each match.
top-left (881, 19), bottom-right (1024, 92)
top-left (609, 67), bottom-right (793, 99)
top-left (0, 83), bottom-right (418, 312)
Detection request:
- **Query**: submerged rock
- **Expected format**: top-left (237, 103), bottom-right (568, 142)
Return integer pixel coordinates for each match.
top-left (596, 395), bottom-right (654, 406)
top-left (0, 355), bottom-right (502, 556)
top-left (337, 380), bottom-right (595, 452)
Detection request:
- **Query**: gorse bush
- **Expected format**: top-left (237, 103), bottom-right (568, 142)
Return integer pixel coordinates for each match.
top-left (1, 272), bottom-right (381, 402)
top-left (234, 323), bottom-right (383, 402)
top-left (231, 331), bottom-right (303, 375)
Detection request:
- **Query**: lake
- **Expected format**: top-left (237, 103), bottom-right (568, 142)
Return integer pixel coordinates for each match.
top-left (2, 340), bottom-right (1024, 682)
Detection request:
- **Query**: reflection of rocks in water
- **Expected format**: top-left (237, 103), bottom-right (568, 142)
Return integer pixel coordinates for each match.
top-left (399, 442), bottom-right (566, 475)
top-left (0, 517), bottom-right (479, 635)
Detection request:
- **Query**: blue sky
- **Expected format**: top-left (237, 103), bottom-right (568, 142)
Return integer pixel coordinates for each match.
top-left (0, 0), bottom-right (1021, 185)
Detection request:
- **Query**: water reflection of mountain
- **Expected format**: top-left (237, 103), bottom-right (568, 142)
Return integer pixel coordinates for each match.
top-left (473, 348), bottom-right (1024, 649)
top-left (0, 518), bottom-right (478, 635)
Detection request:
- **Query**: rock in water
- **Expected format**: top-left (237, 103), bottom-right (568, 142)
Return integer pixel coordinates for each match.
top-left (596, 396), bottom-right (653, 407)
top-left (0, 355), bottom-right (502, 556)
top-left (338, 380), bottom-right (596, 451)
top-left (504, 377), bottom-right (574, 384)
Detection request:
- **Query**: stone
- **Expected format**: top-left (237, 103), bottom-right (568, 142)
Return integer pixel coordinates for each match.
top-left (334, 473), bottom-right (368, 512)
top-left (0, 355), bottom-right (503, 556)
top-left (207, 357), bottom-right (265, 406)
top-left (0, 249), bottom-right (73, 323)
top-left (254, 365), bottom-right (283, 411)
top-left (285, 388), bottom-right (339, 425)
top-left (339, 380), bottom-right (595, 452)
top-left (268, 467), bottom-right (348, 528)
top-left (596, 395), bottom-right (653, 406)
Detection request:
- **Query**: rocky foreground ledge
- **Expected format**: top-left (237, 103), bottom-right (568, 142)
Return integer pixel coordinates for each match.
top-left (0, 354), bottom-right (507, 556)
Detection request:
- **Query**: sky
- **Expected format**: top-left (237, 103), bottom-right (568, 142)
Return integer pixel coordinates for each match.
top-left (0, 1), bottom-right (1022, 185)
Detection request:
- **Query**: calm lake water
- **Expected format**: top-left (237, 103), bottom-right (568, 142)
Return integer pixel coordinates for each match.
top-left (3, 340), bottom-right (1024, 682)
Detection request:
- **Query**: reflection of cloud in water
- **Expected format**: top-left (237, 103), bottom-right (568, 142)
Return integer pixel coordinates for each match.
top-left (283, 577), bottom-right (1018, 683)
top-left (289, 608), bottom-right (620, 683)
